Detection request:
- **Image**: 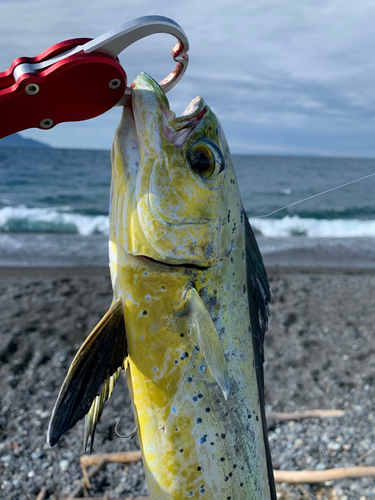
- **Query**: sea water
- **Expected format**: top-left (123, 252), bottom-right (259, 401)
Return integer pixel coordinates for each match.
top-left (1, 147), bottom-right (375, 268)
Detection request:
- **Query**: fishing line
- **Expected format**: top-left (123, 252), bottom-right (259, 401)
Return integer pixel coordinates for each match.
top-left (115, 420), bottom-right (139, 439)
top-left (251, 171), bottom-right (375, 219)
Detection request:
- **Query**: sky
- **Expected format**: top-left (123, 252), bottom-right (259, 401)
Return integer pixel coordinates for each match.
top-left (1, 0), bottom-right (375, 157)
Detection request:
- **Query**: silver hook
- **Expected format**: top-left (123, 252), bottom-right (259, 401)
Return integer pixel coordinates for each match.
top-left (83, 15), bottom-right (189, 103)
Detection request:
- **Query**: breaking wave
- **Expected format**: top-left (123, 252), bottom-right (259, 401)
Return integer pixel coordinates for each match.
top-left (1, 206), bottom-right (375, 239)
top-left (0, 205), bottom-right (109, 236)
top-left (251, 215), bottom-right (375, 238)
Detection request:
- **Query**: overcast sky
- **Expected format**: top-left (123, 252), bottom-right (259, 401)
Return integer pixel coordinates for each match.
top-left (1, 0), bottom-right (375, 157)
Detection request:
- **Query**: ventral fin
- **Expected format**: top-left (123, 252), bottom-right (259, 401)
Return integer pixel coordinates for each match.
top-left (186, 287), bottom-right (230, 399)
top-left (47, 299), bottom-right (127, 452)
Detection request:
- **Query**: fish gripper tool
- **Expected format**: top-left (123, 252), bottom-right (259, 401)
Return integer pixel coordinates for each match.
top-left (0, 16), bottom-right (189, 139)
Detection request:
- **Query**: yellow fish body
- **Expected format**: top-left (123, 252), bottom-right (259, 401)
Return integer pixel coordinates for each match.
top-left (48, 73), bottom-right (276, 499)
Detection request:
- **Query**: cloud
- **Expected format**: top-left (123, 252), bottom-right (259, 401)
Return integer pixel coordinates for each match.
top-left (1, 0), bottom-right (375, 156)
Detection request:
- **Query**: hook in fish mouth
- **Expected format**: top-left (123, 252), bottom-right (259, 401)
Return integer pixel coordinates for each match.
top-left (138, 255), bottom-right (208, 271)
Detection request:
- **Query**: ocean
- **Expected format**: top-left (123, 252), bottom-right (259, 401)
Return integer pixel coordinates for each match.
top-left (1, 147), bottom-right (375, 268)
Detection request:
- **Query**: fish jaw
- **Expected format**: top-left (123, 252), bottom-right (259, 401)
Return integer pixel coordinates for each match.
top-left (110, 72), bottom-right (241, 269)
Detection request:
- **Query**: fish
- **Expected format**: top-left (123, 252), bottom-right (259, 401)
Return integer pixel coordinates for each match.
top-left (47, 72), bottom-right (276, 500)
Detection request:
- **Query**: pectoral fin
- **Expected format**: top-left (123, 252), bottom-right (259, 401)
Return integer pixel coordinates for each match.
top-left (187, 287), bottom-right (230, 399)
top-left (47, 299), bottom-right (127, 452)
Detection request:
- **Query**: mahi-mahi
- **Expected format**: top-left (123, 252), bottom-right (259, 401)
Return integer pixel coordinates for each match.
top-left (48, 73), bottom-right (276, 500)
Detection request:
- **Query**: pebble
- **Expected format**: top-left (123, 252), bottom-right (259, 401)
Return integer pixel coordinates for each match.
top-left (328, 442), bottom-right (341, 451)
top-left (1, 273), bottom-right (375, 499)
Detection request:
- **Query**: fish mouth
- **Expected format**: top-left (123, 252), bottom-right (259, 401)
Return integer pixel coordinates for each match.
top-left (133, 73), bottom-right (207, 148)
top-left (161, 96), bottom-right (206, 147)
top-left (138, 255), bottom-right (208, 271)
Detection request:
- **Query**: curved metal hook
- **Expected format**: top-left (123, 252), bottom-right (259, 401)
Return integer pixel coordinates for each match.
top-left (13, 16), bottom-right (189, 104)
top-left (84, 15), bottom-right (189, 103)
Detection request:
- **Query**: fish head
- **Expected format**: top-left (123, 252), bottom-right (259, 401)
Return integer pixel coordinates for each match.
top-left (111, 72), bottom-right (241, 268)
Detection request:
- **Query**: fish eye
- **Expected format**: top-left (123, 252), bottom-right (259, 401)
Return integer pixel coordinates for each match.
top-left (187, 140), bottom-right (224, 178)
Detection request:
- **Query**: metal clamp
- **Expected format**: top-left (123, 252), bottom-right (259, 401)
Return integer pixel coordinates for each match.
top-left (0, 16), bottom-right (189, 139)
top-left (13, 16), bottom-right (189, 103)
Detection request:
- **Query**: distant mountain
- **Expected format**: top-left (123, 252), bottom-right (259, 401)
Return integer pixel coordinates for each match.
top-left (0, 133), bottom-right (51, 148)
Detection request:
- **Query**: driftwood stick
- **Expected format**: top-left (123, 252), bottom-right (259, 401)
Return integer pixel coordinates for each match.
top-left (358, 446), bottom-right (375, 461)
top-left (66, 450), bottom-right (375, 497)
top-left (67, 458), bottom-right (107, 499)
top-left (267, 409), bottom-right (345, 421)
top-left (66, 453), bottom-right (143, 498)
top-left (80, 451), bottom-right (142, 467)
top-left (274, 466), bottom-right (375, 483)
top-left (35, 487), bottom-right (47, 500)
top-left (80, 459), bottom-right (91, 489)
top-left (61, 497), bottom-right (150, 500)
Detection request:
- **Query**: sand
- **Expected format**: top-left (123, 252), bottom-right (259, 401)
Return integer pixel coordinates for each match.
top-left (0, 266), bottom-right (374, 499)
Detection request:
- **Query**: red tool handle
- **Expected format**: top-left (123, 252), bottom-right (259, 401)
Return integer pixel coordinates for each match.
top-left (0, 39), bottom-right (127, 139)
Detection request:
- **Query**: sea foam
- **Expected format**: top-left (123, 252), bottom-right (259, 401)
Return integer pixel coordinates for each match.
top-left (1, 206), bottom-right (375, 239)
top-left (0, 205), bottom-right (109, 236)
top-left (251, 215), bottom-right (375, 238)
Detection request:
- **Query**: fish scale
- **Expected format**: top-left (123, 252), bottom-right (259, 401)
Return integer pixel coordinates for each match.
top-left (113, 254), bottom-right (268, 497)
top-left (109, 174), bottom-right (270, 497)
top-left (48, 72), bottom-right (275, 499)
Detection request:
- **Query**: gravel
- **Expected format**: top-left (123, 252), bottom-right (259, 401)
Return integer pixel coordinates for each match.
top-left (0, 267), bottom-right (374, 499)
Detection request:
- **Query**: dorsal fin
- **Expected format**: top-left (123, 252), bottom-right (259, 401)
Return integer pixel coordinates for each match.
top-left (47, 300), bottom-right (127, 451)
top-left (244, 211), bottom-right (276, 499)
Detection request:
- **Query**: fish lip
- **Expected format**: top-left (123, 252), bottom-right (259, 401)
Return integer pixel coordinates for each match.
top-left (160, 96), bottom-right (207, 148)
top-left (138, 255), bottom-right (208, 271)
top-left (180, 96), bottom-right (205, 119)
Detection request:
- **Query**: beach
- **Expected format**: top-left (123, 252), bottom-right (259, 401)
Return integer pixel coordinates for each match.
top-left (0, 265), bottom-right (374, 499)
